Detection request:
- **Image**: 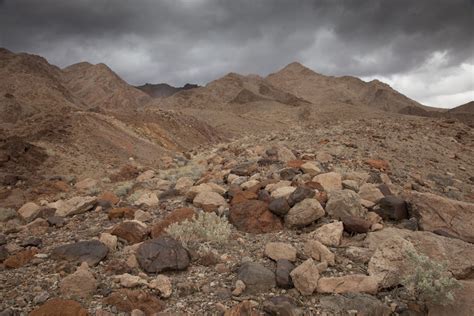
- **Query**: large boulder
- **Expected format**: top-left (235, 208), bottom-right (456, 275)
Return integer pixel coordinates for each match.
top-left (51, 240), bottom-right (108, 266)
top-left (403, 191), bottom-right (474, 243)
top-left (237, 262), bottom-right (276, 294)
top-left (285, 198), bottom-right (325, 228)
top-left (365, 228), bottom-right (474, 280)
top-left (325, 190), bottom-right (366, 220)
top-left (136, 237), bottom-right (190, 273)
top-left (229, 200), bottom-right (283, 234)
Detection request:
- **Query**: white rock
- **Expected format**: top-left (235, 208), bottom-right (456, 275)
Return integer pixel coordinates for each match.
top-left (313, 172), bottom-right (342, 192)
top-left (149, 274), bottom-right (172, 298)
top-left (271, 186), bottom-right (296, 199)
top-left (310, 221), bottom-right (343, 247)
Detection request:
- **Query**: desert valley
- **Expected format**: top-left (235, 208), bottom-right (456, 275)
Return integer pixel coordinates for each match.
top-left (0, 45), bottom-right (473, 316)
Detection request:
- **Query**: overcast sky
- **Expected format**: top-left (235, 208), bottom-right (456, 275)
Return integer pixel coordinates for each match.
top-left (1, 0), bottom-right (473, 108)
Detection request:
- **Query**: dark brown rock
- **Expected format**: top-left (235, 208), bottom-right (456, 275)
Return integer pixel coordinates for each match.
top-left (108, 207), bottom-right (136, 220)
top-left (29, 298), bottom-right (88, 316)
top-left (103, 289), bottom-right (164, 315)
top-left (136, 236), bottom-right (190, 273)
top-left (342, 216), bottom-right (372, 233)
top-left (111, 220), bottom-right (149, 244)
top-left (280, 168), bottom-right (300, 181)
top-left (231, 162), bottom-right (257, 176)
top-left (4, 248), bottom-right (37, 269)
top-left (51, 240), bottom-right (108, 266)
top-left (276, 259), bottom-right (295, 289)
top-left (288, 186), bottom-right (315, 207)
top-left (257, 190), bottom-right (272, 203)
top-left (377, 195), bottom-right (408, 220)
top-left (268, 198), bottom-right (290, 216)
top-left (237, 262), bottom-right (276, 294)
top-left (229, 200), bottom-right (283, 234)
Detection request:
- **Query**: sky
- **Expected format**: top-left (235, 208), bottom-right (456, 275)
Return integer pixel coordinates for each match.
top-left (0, 0), bottom-right (473, 108)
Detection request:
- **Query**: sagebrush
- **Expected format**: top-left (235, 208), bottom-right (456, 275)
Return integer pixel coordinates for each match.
top-left (402, 250), bottom-right (461, 305)
top-left (165, 212), bottom-right (232, 245)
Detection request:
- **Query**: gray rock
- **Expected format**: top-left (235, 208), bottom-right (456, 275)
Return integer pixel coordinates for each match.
top-left (285, 198), bottom-right (325, 228)
top-left (276, 259), bottom-right (294, 289)
top-left (263, 296), bottom-right (303, 316)
top-left (237, 262), bottom-right (276, 293)
top-left (320, 293), bottom-right (391, 316)
top-left (136, 237), bottom-right (190, 273)
top-left (325, 189), bottom-right (366, 220)
top-left (51, 240), bottom-right (108, 266)
top-left (269, 197), bottom-right (290, 216)
top-left (0, 208), bottom-right (17, 222)
top-left (288, 186), bottom-right (315, 207)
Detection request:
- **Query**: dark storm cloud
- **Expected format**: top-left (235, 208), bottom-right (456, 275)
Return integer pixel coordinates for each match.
top-left (0, 0), bottom-right (473, 107)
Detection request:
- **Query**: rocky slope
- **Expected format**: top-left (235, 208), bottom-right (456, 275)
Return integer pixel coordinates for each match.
top-left (1, 116), bottom-right (473, 315)
top-left (136, 83), bottom-right (199, 98)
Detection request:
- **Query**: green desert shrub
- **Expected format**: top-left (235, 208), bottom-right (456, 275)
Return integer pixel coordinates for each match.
top-left (165, 212), bottom-right (232, 246)
top-left (402, 250), bottom-right (461, 305)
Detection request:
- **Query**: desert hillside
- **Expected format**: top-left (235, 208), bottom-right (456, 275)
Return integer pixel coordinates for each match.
top-left (136, 83), bottom-right (199, 98)
top-left (1, 49), bottom-right (473, 316)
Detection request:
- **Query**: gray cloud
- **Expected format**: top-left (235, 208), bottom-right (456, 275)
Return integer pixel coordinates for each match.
top-left (0, 0), bottom-right (472, 108)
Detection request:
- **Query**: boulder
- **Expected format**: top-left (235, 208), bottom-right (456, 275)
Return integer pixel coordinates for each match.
top-left (264, 242), bottom-right (297, 261)
top-left (342, 216), bottom-right (372, 233)
top-left (30, 298), bottom-right (88, 316)
top-left (49, 196), bottom-right (96, 217)
top-left (358, 183), bottom-right (384, 203)
top-left (268, 198), bottom-right (290, 216)
top-left (325, 189), bottom-right (366, 220)
top-left (304, 240), bottom-right (335, 265)
top-left (59, 262), bottom-right (97, 299)
top-left (376, 195), bottom-right (408, 220)
top-left (276, 260), bottom-right (295, 289)
top-left (290, 259), bottom-right (320, 295)
top-left (51, 240), bottom-right (108, 266)
top-left (136, 237), bottom-right (190, 273)
top-left (111, 220), bottom-right (149, 244)
top-left (229, 200), bottom-right (283, 234)
top-left (285, 198), bottom-right (325, 228)
top-left (403, 191), bottom-right (474, 243)
top-left (237, 262), bottom-right (276, 294)
top-left (312, 172), bottom-right (342, 192)
top-left (193, 191), bottom-right (228, 212)
top-left (317, 274), bottom-right (379, 294)
top-left (17, 202), bottom-right (41, 222)
top-left (310, 221), bottom-right (343, 247)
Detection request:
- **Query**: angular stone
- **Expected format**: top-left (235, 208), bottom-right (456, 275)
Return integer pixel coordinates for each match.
top-left (175, 176), bottom-right (194, 194)
top-left (300, 161), bottom-right (321, 176)
top-left (0, 208), bottom-right (17, 222)
top-left (310, 221), bottom-right (343, 247)
top-left (237, 262), bottom-right (276, 294)
top-left (150, 207), bottom-right (196, 238)
top-left (264, 242), bottom-right (297, 261)
top-left (134, 191), bottom-right (159, 207)
top-left (290, 259), bottom-right (320, 295)
top-left (342, 179), bottom-right (359, 192)
top-left (287, 186), bottom-right (315, 207)
top-left (276, 146), bottom-right (296, 162)
top-left (17, 202), bottom-right (41, 222)
top-left (103, 289), bottom-right (164, 314)
top-left (100, 233), bottom-right (118, 252)
top-left (317, 274), bottom-right (379, 294)
top-left (51, 240), bottom-right (108, 266)
top-left (115, 273), bottom-right (148, 288)
top-left (312, 172), bottom-right (342, 192)
top-left (136, 237), bottom-right (190, 273)
top-left (285, 198), bottom-right (325, 228)
top-left (377, 195), bottom-right (408, 220)
top-left (111, 220), bottom-right (149, 244)
top-left (59, 262), bottom-right (97, 299)
top-left (29, 298), bottom-right (88, 316)
top-left (276, 260), bottom-right (295, 289)
top-left (268, 197), bottom-right (290, 216)
top-left (229, 200), bottom-right (283, 234)
top-left (279, 168), bottom-right (300, 181)
top-left (358, 183), bottom-right (384, 203)
top-left (304, 240), bottom-right (335, 265)
top-left (365, 159), bottom-right (390, 170)
top-left (342, 216), bottom-right (372, 234)
top-left (149, 274), bottom-right (172, 298)
top-left (271, 186), bottom-right (296, 199)
top-left (49, 196), bottom-right (96, 217)
top-left (403, 191), bottom-right (474, 243)
top-left (325, 189), bottom-right (366, 220)
top-left (193, 191), bottom-right (228, 212)
top-left (97, 191), bottom-right (120, 208)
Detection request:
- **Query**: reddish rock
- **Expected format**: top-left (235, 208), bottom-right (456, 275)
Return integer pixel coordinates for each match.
top-left (4, 248), bottom-right (37, 269)
top-left (103, 289), bottom-right (164, 315)
top-left (365, 159), bottom-right (390, 170)
top-left (97, 191), bottom-right (120, 207)
top-left (108, 207), bottom-right (136, 220)
top-left (224, 300), bottom-right (260, 316)
top-left (342, 216), bottom-right (372, 234)
top-left (150, 208), bottom-right (196, 238)
top-left (231, 191), bottom-right (258, 205)
top-left (111, 220), bottom-right (149, 244)
top-left (29, 298), bottom-right (88, 316)
top-left (287, 160), bottom-right (305, 168)
top-left (110, 164), bottom-right (140, 182)
top-left (229, 200), bottom-right (283, 234)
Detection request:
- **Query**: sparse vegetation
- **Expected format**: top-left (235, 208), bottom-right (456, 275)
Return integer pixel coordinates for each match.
top-left (402, 250), bottom-right (461, 305)
top-left (165, 212), bottom-right (232, 246)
